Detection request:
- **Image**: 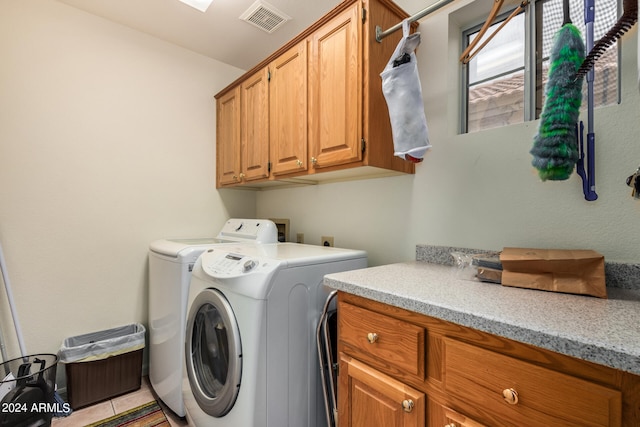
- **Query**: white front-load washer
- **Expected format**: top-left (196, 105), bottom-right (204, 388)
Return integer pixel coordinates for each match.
top-left (148, 219), bottom-right (277, 417)
top-left (182, 243), bottom-right (367, 427)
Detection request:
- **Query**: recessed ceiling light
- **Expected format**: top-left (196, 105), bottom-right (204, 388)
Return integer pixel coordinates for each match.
top-left (178, 0), bottom-right (213, 12)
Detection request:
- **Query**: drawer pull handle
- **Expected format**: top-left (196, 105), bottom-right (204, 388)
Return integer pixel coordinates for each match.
top-left (502, 388), bottom-right (519, 405)
top-left (401, 399), bottom-right (414, 413)
top-left (366, 332), bottom-right (378, 344)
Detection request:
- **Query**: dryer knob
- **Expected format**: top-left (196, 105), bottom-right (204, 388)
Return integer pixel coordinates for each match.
top-left (243, 259), bottom-right (257, 273)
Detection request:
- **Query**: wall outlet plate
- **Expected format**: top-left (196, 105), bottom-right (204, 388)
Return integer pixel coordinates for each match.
top-left (321, 236), bottom-right (334, 247)
top-left (270, 218), bottom-right (290, 242)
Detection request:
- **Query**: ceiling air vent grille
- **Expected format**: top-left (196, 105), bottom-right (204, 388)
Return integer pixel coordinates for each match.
top-left (240, 0), bottom-right (291, 34)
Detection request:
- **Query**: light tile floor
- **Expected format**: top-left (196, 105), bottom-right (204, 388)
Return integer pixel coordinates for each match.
top-left (51, 376), bottom-right (188, 426)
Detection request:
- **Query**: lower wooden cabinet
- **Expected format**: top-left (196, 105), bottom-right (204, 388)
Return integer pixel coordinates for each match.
top-left (339, 354), bottom-right (425, 427)
top-left (337, 293), bottom-right (640, 427)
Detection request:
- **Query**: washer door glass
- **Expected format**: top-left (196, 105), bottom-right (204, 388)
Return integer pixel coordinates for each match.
top-left (185, 288), bottom-right (242, 417)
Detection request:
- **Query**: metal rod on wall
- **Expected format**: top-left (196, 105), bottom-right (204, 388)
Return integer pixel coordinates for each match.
top-left (375, 0), bottom-right (455, 42)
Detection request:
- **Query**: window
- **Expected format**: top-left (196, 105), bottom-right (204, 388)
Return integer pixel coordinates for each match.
top-left (462, 0), bottom-right (619, 133)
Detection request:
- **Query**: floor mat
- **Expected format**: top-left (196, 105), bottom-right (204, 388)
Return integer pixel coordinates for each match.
top-left (84, 400), bottom-right (169, 427)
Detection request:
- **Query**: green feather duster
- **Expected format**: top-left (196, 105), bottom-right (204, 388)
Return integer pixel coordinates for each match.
top-left (530, 23), bottom-right (585, 181)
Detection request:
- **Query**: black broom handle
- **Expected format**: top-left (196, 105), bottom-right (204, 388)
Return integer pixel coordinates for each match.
top-left (563, 0), bottom-right (572, 25)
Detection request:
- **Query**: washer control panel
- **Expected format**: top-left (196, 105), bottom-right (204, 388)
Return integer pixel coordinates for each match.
top-left (199, 248), bottom-right (270, 278)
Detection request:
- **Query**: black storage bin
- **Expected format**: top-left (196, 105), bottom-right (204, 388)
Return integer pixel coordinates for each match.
top-left (0, 353), bottom-right (58, 427)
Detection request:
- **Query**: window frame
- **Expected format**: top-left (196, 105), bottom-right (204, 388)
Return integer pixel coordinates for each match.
top-left (460, 5), bottom-right (531, 133)
top-left (460, 0), bottom-right (621, 134)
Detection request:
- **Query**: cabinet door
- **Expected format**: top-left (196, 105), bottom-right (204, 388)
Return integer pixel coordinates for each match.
top-left (309, 3), bottom-right (362, 169)
top-left (241, 68), bottom-right (270, 182)
top-left (269, 41), bottom-right (308, 176)
top-left (216, 87), bottom-right (241, 187)
top-left (339, 354), bottom-right (425, 427)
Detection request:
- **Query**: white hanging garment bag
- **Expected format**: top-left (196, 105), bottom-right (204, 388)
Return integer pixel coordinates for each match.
top-left (380, 19), bottom-right (430, 163)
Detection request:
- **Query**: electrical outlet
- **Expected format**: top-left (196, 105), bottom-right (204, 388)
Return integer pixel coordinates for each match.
top-left (296, 233), bottom-right (304, 244)
top-left (321, 236), bottom-right (334, 247)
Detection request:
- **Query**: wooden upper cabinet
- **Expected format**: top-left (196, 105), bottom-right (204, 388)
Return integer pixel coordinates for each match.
top-left (216, 87), bottom-right (241, 186)
top-left (309, 3), bottom-right (362, 170)
top-left (269, 41), bottom-right (308, 176)
top-left (241, 68), bottom-right (270, 182)
top-left (214, 0), bottom-right (416, 188)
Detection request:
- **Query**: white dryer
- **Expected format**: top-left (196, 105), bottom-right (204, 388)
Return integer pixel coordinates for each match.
top-left (148, 219), bottom-right (277, 417)
top-left (182, 243), bottom-right (367, 427)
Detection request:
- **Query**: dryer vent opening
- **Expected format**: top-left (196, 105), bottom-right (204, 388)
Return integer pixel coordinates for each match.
top-left (239, 0), bottom-right (291, 34)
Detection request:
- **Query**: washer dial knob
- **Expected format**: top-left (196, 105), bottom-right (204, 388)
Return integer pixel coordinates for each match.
top-left (243, 259), bottom-right (257, 273)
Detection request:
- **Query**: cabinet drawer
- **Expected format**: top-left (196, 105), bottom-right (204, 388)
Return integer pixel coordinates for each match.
top-left (444, 338), bottom-right (621, 427)
top-left (339, 302), bottom-right (424, 378)
top-left (443, 407), bottom-right (487, 427)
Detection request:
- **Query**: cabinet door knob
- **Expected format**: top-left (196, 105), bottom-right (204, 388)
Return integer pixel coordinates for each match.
top-left (401, 399), bottom-right (414, 413)
top-left (296, 159), bottom-right (303, 167)
top-left (444, 424), bottom-right (458, 427)
top-left (366, 332), bottom-right (378, 344)
top-left (502, 388), bottom-right (519, 405)
top-left (232, 175), bottom-right (238, 181)
top-left (239, 173), bottom-right (246, 179)
top-left (311, 157), bottom-right (318, 165)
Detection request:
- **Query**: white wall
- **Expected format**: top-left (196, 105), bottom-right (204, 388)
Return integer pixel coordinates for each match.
top-left (0, 0), bottom-right (255, 361)
top-left (257, 0), bottom-right (640, 267)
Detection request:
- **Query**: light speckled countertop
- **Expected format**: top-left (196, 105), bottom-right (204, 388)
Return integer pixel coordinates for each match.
top-left (325, 260), bottom-right (640, 376)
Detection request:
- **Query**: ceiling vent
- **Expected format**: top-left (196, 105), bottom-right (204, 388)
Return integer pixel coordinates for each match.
top-left (239, 0), bottom-right (291, 34)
